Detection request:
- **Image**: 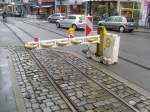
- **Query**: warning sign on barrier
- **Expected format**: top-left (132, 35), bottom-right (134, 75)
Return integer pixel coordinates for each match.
top-left (85, 16), bottom-right (93, 36)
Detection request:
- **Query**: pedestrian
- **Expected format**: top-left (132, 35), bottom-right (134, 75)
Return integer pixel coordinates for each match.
top-left (2, 11), bottom-right (7, 22)
top-left (147, 12), bottom-right (150, 27)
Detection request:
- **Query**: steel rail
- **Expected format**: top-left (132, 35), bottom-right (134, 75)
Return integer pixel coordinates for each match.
top-left (52, 50), bottom-right (140, 112)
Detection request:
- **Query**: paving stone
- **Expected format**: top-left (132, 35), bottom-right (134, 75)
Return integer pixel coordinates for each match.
top-left (40, 104), bottom-right (46, 109)
top-left (146, 105), bottom-right (150, 110)
top-left (137, 103), bottom-right (145, 108)
top-left (77, 100), bottom-right (87, 106)
top-left (70, 96), bottom-right (77, 101)
top-left (144, 100), bottom-right (150, 105)
top-left (43, 107), bottom-right (52, 112)
top-left (140, 108), bottom-right (149, 112)
top-left (85, 110), bottom-right (94, 112)
top-left (26, 102), bottom-right (32, 108)
top-left (78, 106), bottom-right (86, 112)
top-left (140, 96), bottom-right (148, 101)
top-left (26, 108), bottom-right (33, 112)
top-left (84, 104), bottom-right (94, 110)
top-left (34, 108), bottom-right (42, 112)
top-left (46, 102), bottom-right (54, 107)
top-left (37, 96), bottom-right (46, 101)
top-left (87, 99), bottom-right (96, 103)
top-left (32, 103), bottom-right (39, 109)
top-left (51, 105), bottom-right (60, 111)
top-left (60, 104), bottom-right (68, 109)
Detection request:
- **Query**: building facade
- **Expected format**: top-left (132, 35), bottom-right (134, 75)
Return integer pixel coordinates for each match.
top-left (55, 0), bottom-right (85, 14)
top-left (139, 0), bottom-right (150, 26)
top-left (30, 0), bottom-right (55, 17)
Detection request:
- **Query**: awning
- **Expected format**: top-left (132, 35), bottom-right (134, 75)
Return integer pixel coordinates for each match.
top-left (83, 0), bottom-right (117, 1)
top-left (32, 5), bottom-right (53, 8)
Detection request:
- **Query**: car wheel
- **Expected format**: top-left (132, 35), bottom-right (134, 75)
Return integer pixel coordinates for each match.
top-left (129, 29), bottom-right (133, 32)
top-left (56, 22), bottom-right (60, 28)
top-left (119, 26), bottom-right (125, 32)
top-left (48, 19), bottom-right (51, 23)
top-left (99, 23), bottom-right (103, 26)
top-left (72, 24), bottom-right (77, 30)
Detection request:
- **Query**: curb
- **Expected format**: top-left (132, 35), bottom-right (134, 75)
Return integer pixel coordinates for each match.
top-left (134, 29), bottom-right (150, 33)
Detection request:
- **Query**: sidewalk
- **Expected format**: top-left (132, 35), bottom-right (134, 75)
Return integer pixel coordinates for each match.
top-left (134, 27), bottom-right (150, 33)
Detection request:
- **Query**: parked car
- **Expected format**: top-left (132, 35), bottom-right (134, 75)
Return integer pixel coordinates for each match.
top-left (56, 14), bottom-right (85, 30)
top-left (48, 13), bottom-right (66, 23)
top-left (7, 11), bottom-right (22, 17)
top-left (98, 16), bottom-right (135, 32)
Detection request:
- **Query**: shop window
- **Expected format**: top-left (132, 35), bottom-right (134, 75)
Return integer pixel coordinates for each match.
top-left (106, 16), bottom-right (114, 22)
top-left (121, 9), bottom-right (132, 18)
top-left (114, 17), bottom-right (122, 22)
top-left (68, 16), bottom-right (76, 19)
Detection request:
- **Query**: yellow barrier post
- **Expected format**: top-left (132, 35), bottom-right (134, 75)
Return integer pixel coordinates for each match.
top-left (98, 26), bottom-right (107, 56)
top-left (67, 28), bottom-right (75, 39)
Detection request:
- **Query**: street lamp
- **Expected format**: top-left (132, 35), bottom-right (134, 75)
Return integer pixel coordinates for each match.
top-left (11, 2), bottom-right (15, 13)
top-left (60, 0), bottom-right (62, 13)
top-left (117, 0), bottom-right (120, 15)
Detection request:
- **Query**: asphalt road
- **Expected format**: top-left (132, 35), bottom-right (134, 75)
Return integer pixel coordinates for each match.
top-left (2, 17), bottom-right (150, 93)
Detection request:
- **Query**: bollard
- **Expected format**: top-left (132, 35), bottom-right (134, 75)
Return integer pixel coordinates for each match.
top-left (96, 26), bottom-right (107, 56)
top-left (34, 37), bottom-right (40, 48)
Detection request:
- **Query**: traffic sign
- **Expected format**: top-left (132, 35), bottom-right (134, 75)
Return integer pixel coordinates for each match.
top-left (38, 0), bottom-right (42, 5)
top-left (85, 16), bottom-right (93, 36)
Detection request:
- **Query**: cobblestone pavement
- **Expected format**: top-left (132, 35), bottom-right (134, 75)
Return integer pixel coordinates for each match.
top-left (9, 46), bottom-right (150, 112)
top-left (10, 47), bottom-right (73, 112)
top-left (32, 48), bottom-right (137, 112)
top-left (55, 50), bottom-right (150, 112)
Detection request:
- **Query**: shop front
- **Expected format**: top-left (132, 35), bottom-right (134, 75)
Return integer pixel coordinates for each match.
top-left (90, 1), bottom-right (117, 24)
top-left (69, 0), bottom-right (85, 14)
top-left (31, 0), bottom-right (55, 18)
top-left (139, 0), bottom-right (150, 26)
top-left (55, 0), bottom-right (84, 14)
top-left (120, 1), bottom-right (141, 26)
top-left (55, 0), bottom-right (68, 13)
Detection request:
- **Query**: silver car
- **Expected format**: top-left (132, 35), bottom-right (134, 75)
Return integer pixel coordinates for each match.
top-left (48, 13), bottom-right (66, 23)
top-left (56, 14), bottom-right (85, 30)
top-left (98, 16), bottom-right (135, 32)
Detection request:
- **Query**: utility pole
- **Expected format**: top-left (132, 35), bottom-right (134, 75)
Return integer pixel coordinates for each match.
top-left (85, 1), bottom-right (92, 16)
top-left (59, 0), bottom-right (62, 13)
top-left (117, 0), bottom-right (120, 15)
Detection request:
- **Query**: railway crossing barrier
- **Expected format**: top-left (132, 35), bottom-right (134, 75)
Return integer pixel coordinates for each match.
top-left (25, 20), bottom-right (120, 65)
top-left (25, 35), bottom-right (99, 48)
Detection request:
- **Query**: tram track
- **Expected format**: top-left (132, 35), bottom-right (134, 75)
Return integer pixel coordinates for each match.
top-left (15, 18), bottom-right (68, 37)
top-left (34, 48), bottom-right (141, 112)
top-left (3, 22), bottom-right (78, 112)
top-left (3, 20), bottom-right (142, 112)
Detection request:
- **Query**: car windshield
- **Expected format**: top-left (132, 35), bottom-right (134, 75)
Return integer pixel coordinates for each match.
top-left (61, 13), bottom-right (66, 16)
top-left (79, 16), bottom-right (85, 20)
top-left (126, 17), bottom-right (134, 22)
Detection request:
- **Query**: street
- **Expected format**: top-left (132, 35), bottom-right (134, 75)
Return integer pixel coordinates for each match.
top-left (0, 17), bottom-right (150, 112)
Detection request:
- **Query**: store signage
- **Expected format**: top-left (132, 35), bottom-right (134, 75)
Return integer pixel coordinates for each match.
top-left (23, 0), bottom-right (29, 3)
top-left (38, 0), bottom-right (42, 5)
top-left (69, 0), bottom-right (82, 5)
